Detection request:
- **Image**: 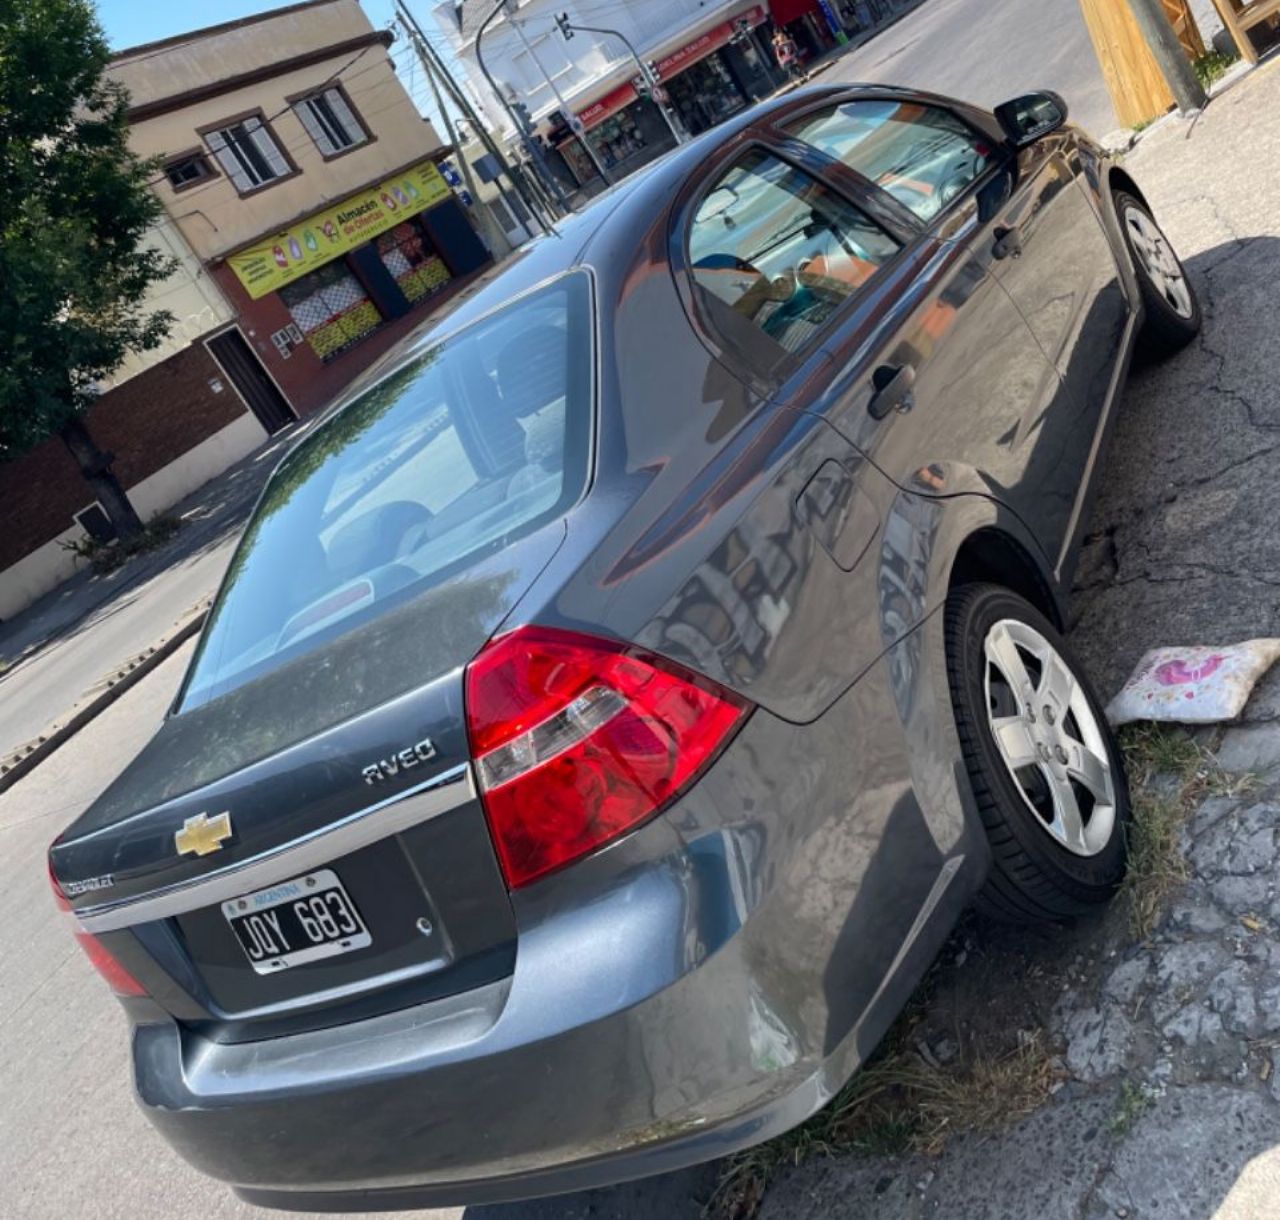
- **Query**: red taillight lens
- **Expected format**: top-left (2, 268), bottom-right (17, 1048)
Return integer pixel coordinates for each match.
top-left (465, 626), bottom-right (750, 888)
top-left (72, 930), bottom-right (148, 998)
top-left (48, 855), bottom-right (147, 998)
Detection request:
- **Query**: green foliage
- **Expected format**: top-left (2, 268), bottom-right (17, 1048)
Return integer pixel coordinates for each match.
top-left (0, 0), bottom-right (176, 459)
top-left (1194, 50), bottom-right (1238, 91)
top-left (1107, 1078), bottom-right (1154, 1136)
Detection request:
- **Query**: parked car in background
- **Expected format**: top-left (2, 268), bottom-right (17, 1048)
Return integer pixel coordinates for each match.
top-left (49, 82), bottom-right (1200, 1209)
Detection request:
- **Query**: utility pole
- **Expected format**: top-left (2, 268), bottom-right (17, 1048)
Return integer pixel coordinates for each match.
top-left (1127, 0), bottom-right (1206, 112)
top-left (508, 12), bottom-right (613, 186)
top-left (398, 15), bottom-right (523, 248)
top-left (396, 0), bottom-right (558, 230)
top-left (555, 13), bottom-right (688, 146)
top-left (474, 0), bottom-right (571, 214)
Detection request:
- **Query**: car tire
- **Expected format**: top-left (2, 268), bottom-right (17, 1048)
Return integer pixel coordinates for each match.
top-left (945, 583), bottom-right (1131, 922)
top-left (1114, 190), bottom-right (1201, 357)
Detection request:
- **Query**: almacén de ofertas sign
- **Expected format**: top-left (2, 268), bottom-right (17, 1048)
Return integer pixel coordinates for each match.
top-left (227, 160), bottom-right (452, 300)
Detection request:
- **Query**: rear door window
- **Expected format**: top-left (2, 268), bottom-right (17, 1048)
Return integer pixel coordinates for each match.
top-left (687, 149), bottom-right (900, 366)
top-left (180, 272), bottom-right (593, 709)
top-left (785, 100), bottom-right (996, 223)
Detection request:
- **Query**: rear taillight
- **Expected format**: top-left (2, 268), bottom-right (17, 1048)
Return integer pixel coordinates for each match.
top-left (465, 626), bottom-right (750, 888)
top-left (48, 857), bottom-right (147, 998)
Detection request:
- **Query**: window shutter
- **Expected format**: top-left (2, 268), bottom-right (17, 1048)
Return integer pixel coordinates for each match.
top-left (295, 99), bottom-right (336, 155)
top-left (247, 119), bottom-right (290, 178)
top-left (325, 89), bottom-right (364, 147)
top-left (206, 129), bottom-right (253, 192)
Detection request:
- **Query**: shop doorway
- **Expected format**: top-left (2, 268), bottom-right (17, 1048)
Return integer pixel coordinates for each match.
top-left (207, 328), bottom-right (296, 434)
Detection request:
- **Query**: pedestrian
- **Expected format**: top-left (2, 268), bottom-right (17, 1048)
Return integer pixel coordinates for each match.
top-left (771, 27), bottom-right (806, 85)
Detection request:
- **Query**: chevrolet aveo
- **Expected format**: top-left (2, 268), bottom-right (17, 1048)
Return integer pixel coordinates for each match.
top-left (50, 85), bottom-right (1200, 1209)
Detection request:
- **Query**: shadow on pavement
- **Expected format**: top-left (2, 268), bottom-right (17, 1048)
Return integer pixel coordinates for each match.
top-left (463, 1163), bottom-right (716, 1220)
top-left (1070, 235), bottom-right (1280, 698)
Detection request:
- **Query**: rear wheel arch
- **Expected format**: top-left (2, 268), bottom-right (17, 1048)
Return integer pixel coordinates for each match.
top-left (948, 527), bottom-right (1063, 633)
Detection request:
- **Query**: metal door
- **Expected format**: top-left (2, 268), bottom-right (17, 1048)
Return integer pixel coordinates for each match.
top-left (207, 328), bottom-right (295, 434)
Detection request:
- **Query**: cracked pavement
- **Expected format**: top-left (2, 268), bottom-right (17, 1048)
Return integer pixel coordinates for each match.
top-left (1071, 63), bottom-right (1280, 705)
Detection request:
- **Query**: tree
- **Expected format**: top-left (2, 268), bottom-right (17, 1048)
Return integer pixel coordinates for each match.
top-left (0, 0), bottom-right (176, 541)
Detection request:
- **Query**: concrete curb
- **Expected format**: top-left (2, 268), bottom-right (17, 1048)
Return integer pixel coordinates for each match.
top-left (0, 606), bottom-right (207, 796)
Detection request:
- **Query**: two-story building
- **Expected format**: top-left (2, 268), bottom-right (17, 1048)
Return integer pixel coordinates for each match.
top-left (115, 0), bottom-right (492, 418)
top-left (0, 0), bottom-right (491, 620)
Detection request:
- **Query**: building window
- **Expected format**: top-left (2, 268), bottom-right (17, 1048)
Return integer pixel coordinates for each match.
top-left (204, 114), bottom-right (292, 193)
top-left (164, 150), bottom-right (216, 192)
top-left (375, 220), bottom-right (452, 303)
top-left (279, 262), bottom-right (383, 362)
top-left (292, 87), bottom-right (368, 157)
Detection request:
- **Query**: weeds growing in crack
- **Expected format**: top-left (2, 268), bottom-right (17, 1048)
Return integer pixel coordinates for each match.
top-left (704, 1030), bottom-right (1059, 1220)
top-left (1107, 1078), bottom-right (1154, 1137)
top-left (1118, 723), bottom-right (1255, 938)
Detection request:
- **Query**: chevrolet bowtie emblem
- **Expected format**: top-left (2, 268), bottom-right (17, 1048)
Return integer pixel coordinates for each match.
top-left (175, 811), bottom-right (234, 858)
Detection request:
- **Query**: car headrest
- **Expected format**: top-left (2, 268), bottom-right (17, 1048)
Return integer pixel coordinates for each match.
top-left (494, 325), bottom-right (567, 421)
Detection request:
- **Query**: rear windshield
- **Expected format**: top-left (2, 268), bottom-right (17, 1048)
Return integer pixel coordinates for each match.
top-left (179, 271), bottom-right (594, 710)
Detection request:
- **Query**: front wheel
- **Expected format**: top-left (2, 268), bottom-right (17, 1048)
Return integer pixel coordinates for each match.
top-left (945, 584), bottom-right (1131, 922)
top-left (1115, 190), bottom-right (1201, 357)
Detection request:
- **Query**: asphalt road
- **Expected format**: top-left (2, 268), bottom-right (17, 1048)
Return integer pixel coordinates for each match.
top-left (825, 0), bottom-right (1119, 140)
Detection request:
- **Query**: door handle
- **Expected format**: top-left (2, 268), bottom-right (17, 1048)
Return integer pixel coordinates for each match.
top-left (868, 363), bottom-right (916, 420)
top-left (993, 225), bottom-right (1023, 260)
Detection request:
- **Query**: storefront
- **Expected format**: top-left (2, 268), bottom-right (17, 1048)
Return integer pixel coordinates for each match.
top-left (214, 159), bottom-right (490, 414)
top-left (565, 5), bottom-right (780, 175)
top-left (555, 95), bottom-right (676, 184)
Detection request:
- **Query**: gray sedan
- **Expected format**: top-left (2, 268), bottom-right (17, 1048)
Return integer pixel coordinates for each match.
top-left (49, 83), bottom-right (1198, 1209)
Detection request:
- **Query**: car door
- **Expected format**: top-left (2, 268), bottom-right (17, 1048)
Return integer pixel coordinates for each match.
top-left (772, 94), bottom-right (1085, 564)
top-left (978, 123), bottom-right (1132, 567)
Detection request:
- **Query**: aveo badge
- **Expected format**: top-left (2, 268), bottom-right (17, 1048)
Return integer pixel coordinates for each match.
top-left (361, 737), bottom-right (437, 785)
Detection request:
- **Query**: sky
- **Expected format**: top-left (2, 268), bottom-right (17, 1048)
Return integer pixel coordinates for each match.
top-left (96, 0), bottom-right (401, 50)
top-left (94, 0), bottom-right (467, 132)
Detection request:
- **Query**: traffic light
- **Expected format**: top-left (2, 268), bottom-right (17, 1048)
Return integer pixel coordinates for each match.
top-left (556, 12), bottom-right (574, 40)
top-left (511, 99), bottom-right (533, 134)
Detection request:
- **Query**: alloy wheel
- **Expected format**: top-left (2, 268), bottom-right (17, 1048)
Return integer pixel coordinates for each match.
top-left (1124, 206), bottom-right (1194, 319)
top-left (982, 619), bottom-right (1117, 858)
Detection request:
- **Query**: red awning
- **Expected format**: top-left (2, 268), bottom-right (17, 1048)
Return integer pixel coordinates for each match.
top-left (574, 4), bottom-right (769, 131)
top-left (769, 0), bottom-right (820, 26)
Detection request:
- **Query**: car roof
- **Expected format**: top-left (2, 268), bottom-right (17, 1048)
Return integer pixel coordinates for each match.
top-left (423, 85), bottom-right (853, 329)
top-left (318, 82), bottom-right (986, 426)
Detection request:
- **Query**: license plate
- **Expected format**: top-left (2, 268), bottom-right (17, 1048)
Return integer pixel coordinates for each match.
top-left (222, 868), bottom-right (370, 975)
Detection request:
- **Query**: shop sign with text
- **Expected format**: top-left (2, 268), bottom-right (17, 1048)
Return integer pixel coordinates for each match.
top-left (576, 5), bottom-right (766, 131)
top-left (228, 161), bottom-right (451, 299)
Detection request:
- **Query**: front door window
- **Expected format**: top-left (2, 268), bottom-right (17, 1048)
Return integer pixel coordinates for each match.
top-left (786, 100), bottom-right (996, 222)
top-left (688, 150), bottom-right (900, 363)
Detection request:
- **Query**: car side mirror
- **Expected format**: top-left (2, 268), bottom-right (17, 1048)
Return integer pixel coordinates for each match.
top-left (994, 91), bottom-right (1068, 148)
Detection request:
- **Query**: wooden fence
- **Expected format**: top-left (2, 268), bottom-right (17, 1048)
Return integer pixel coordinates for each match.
top-left (1079, 0), bottom-right (1204, 127)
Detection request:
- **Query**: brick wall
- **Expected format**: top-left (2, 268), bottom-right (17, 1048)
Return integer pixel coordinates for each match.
top-left (0, 342), bottom-right (248, 570)
top-left (90, 341), bottom-right (246, 485)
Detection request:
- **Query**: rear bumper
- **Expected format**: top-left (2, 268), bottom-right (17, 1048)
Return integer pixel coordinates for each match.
top-left (134, 632), bottom-right (988, 1208)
